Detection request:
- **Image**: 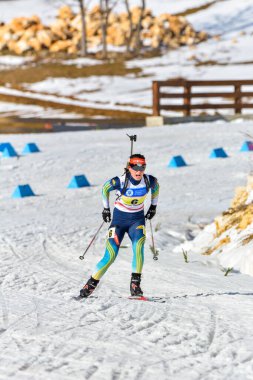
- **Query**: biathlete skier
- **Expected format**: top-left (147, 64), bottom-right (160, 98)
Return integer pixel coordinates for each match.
top-left (80, 154), bottom-right (159, 298)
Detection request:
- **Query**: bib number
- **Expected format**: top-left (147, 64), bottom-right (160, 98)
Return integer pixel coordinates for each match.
top-left (107, 227), bottom-right (116, 239)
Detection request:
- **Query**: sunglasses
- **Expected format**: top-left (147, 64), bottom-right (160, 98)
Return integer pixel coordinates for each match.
top-left (129, 163), bottom-right (146, 172)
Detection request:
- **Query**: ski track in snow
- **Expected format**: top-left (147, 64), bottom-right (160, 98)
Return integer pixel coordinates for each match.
top-left (1, 123), bottom-right (253, 379)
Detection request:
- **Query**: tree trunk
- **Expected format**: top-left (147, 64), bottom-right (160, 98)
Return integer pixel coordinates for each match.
top-left (135, 0), bottom-right (146, 53)
top-left (79, 0), bottom-right (87, 56)
top-left (100, 0), bottom-right (106, 59)
top-left (125, 0), bottom-right (134, 53)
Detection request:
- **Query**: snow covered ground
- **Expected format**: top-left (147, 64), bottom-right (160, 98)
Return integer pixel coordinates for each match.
top-left (0, 0), bottom-right (214, 24)
top-left (1, 1), bottom-right (253, 378)
top-left (1, 0), bottom-right (253, 118)
top-left (0, 100), bottom-right (83, 119)
top-left (1, 120), bottom-right (253, 379)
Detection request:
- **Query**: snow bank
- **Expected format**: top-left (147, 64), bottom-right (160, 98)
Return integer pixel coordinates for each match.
top-left (179, 174), bottom-right (253, 276)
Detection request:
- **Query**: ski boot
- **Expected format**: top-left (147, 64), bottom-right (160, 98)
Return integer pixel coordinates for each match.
top-left (130, 273), bottom-right (143, 297)
top-left (80, 277), bottom-right (99, 298)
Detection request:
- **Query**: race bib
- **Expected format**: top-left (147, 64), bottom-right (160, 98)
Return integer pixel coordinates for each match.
top-left (107, 227), bottom-right (116, 239)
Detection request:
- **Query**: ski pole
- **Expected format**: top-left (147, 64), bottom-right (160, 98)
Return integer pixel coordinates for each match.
top-left (149, 220), bottom-right (159, 261)
top-left (79, 221), bottom-right (105, 260)
top-left (126, 134), bottom-right (137, 155)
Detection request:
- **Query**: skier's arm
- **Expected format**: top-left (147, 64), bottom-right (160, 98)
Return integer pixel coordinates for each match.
top-left (150, 176), bottom-right (159, 206)
top-left (145, 176), bottom-right (159, 220)
top-left (102, 177), bottom-right (121, 208)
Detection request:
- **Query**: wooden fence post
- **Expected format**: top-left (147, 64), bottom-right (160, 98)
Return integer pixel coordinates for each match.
top-left (184, 82), bottom-right (191, 116)
top-left (234, 84), bottom-right (242, 114)
top-left (152, 81), bottom-right (160, 116)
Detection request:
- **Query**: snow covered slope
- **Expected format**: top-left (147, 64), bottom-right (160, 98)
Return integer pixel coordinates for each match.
top-left (1, 0), bottom-right (253, 117)
top-left (1, 120), bottom-right (253, 379)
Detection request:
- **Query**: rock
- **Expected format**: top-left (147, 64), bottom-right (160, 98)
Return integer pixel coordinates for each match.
top-left (7, 39), bottom-right (31, 54)
top-left (119, 12), bottom-right (128, 22)
top-left (87, 20), bottom-right (101, 37)
top-left (169, 15), bottom-right (187, 36)
top-left (231, 187), bottom-right (249, 209)
top-left (16, 39), bottom-right (32, 53)
top-left (162, 34), bottom-right (172, 47)
top-left (183, 25), bottom-right (196, 37)
top-left (144, 8), bottom-right (152, 17)
top-left (141, 16), bottom-right (153, 30)
top-left (9, 17), bottom-right (27, 32)
top-left (9, 16), bottom-right (41, 33)
top-left (151, 36), bottom-right (161, 49)
top-left (67, 44), bottom-right (78, 54)
top-left (69, 14), bottom-right (82, 32)
top-left (198, 31), bottom-right (208, 42)
top-left (150, 24), bottom-right (165, 38)
top-left (50, 19), bottom-right (69, 40)
top-left (89, 5), bottom-right (101, 19)
top-left (72, 33), bottom-right (81, 45)
top-left (0, 24), bottom-right (11, 39)
top-left (157, 13), bottom-right (171, 23)
top-left (168, 39), bottom-right (180, 49)
top-left (114, 34), bottom-right (126, 46)
top-left (0, 37), bottom-right (7, 51)
top-left (185, 37), bottom-right (195, 46)
top-left (89, 36), bottom-right (101, 47)
top-left (0, 4), bottom-right (208, 55)
top-left (141, 29), bottom-right (152, 39)
top-left (28, 37), bottom-right (42, 51)
top-left (37, 29), bottom-right (53, 48)
top-left (131, 7), bottom-right (142, 24)
top-left (120, 20), bottom-right (130, 33)
top-left (49, 40), bottom-right (72, 53)
top-left (20, 28), bottom-right (36, 41)
top-left (58, 5), bottom-right (74, 20)
top-left (108, 13), bottom-right (119, 25)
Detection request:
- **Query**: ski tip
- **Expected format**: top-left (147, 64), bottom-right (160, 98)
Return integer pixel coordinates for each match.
top-left (128, 296), bottom-right (149, 301)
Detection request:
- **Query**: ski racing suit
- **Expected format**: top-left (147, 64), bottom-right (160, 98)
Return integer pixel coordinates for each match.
top-left (92, 173), bottom-right (159, 280)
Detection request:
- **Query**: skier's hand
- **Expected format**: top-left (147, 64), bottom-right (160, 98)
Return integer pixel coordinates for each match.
top-left (102, 208), bottom-right (111, 223)
top-left (145, 205), bottom-right (157, 220)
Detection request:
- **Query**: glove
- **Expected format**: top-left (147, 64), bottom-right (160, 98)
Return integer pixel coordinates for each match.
top-left (145, 205), bottom-right (157, 220)
top-left (102, 208), bottom-right (111, 223)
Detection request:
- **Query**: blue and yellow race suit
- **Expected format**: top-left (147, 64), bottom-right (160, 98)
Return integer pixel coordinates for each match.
top-left (92, 173), bottom-right (159, 280)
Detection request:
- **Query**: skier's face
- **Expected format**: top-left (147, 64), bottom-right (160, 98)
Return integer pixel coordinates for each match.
top-left (129, 166), bottom-right (145, 181)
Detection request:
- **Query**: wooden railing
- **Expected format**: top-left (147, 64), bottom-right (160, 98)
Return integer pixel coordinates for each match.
top-left (152, 79), bottom-right (253, 116)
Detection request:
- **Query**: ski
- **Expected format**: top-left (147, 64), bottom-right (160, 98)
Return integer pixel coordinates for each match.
top-left (73, 295), bottom-right (166, 303)
top-left (128, 296), bottom-right (149, 301)
top-left (128, 296), bottom-right (166, 303)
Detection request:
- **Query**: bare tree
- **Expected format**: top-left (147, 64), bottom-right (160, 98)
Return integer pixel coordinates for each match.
top-left (78, 0), bottom-right (91, 56)
top-left (125, 0), bottom-right (146, 54)
top-left (125, 0), bottom-right (134, 53)
top-left (99, 0), bottom-right (118, 59)
top-left (134, 0), bottom-right (146, 53)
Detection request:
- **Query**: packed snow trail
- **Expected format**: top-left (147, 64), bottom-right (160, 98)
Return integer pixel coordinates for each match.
top-left (1, 121), bottom-right (253, 379)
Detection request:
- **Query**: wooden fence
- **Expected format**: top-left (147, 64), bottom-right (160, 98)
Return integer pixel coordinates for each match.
top-left (152, 79), bottom-right (253, 116)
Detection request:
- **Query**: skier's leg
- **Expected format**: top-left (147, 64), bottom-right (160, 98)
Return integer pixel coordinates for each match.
top-left (129, 223), bottom-right (146, 274)
top-left (128, 222), bottom-right (146, 296)
top-left (80, 226), bottom-right (124, 297)
top-left (92, 225), bottom-right (124, 280)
